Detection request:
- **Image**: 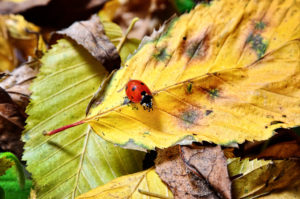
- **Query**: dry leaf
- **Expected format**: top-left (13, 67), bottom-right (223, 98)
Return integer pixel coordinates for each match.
top-left (0, 14), bottom-right (45, 71)
top-left (0, 60), bottom-right (39, 113)
top-left (181, 145), bottom-right (231, 199)
top-left (0, 87), bottom-right (25, 158)
top-left (155, 145), bottom-right (229, 199)
top-left (257, 140), bottom-right (300, 159)
top-left (228, 158), bottom-right (300, 198)
top-left (57, 15), bottom-right (121, 71)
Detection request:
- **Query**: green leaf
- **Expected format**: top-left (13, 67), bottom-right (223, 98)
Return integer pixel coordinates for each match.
top-left (22, 38), bottom-right (145, 198)
top-left (0, 166), bottom-right (32, 199)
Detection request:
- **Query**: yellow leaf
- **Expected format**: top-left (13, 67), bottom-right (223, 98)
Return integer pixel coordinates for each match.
top-left (76, 168), bottom-right (173, 199)
top-left (0, 14), bottom-right (46, 71)
top-left (84, 0), bottom-right (300, 150)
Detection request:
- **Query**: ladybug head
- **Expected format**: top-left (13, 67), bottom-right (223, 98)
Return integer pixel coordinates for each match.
top-left (140, 91), bottom-right (153, 111)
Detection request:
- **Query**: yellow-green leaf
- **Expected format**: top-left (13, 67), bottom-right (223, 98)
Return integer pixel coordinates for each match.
top-left (76, 168), bottom-right (173, 199)
top-left (22, 39), bottom-right (145, 198)
top-left (86, 0), bottom-right (300, 150)
top-left (228, 158), bottom-right (300, 198)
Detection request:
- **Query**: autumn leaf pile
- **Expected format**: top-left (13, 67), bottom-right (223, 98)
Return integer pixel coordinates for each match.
top-left (0, 0), bottom-right (299, 198)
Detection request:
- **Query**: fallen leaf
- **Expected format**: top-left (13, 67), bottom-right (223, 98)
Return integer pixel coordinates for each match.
top-left (84, 0), bottom-right (300, 150)
top-left (258, 185), bottom-right (300, 199)
top-left (22, 38), bottom-right (145, 198)
top-left (155, 145), bottom-right (228, 199)
top-left (180, 145), bottom-right (231, 199)
top-left (57, 15), bottom-right (121, 71)
top-left (0, 87), bottom-right (25, 158)
top-left (0, 15), bottom-right (15, 71)
top-left (257, 140), bottom-right (300, 159)
top-left (228, 158), bottom-right (300, 198)
top-left (0, 14), bottom-right (45, 71)
top-left (0, 60), bottom-right (39, 113)
top-left (76, 168), bottom-right (172, 199)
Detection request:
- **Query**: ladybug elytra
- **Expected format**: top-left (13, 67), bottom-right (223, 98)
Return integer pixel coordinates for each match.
top-left (125, 80), bottom-right (153, 111)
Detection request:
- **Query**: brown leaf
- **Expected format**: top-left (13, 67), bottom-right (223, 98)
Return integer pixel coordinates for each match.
top-left (56, 15), bottom-right (120, 71)
top-left (0, 87), bottom-right (25, 158)
top-left (0, 60), bottom-right (39, 114)
top-left (257, 140), bottom-right (300, 159)
top-left (155, 145), bottom-right (230, 199)
top-left (181, 145), bottom-right (232, 199)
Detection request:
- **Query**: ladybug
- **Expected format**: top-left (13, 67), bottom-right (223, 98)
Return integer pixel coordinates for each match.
top-left (125, 80), bottom-right (153, 111)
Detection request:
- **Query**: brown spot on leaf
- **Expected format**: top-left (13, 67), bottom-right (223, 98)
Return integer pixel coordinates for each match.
top-left (185, 32), bottom-right (209, 61)
top-left (180, 109), bottom-right (202, 127)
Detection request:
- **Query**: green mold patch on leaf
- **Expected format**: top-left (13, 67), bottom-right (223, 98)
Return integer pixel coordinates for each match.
top-left (255, 21), bottom-right (266, 30)
top-left (153, 48), bottom-right (170, 61)
top-left (22, 39), bottom-right (145, 198)
top-left (246, 33), bottom-right (268, 58)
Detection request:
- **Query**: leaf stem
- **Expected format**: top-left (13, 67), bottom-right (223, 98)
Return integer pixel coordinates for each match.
top-left (117, 17), bottom-right (139, 52)
top-left (43, 120), bottom-right (85, 136)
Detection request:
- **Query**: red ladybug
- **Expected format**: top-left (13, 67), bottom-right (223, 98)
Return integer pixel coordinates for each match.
top-left (126, 80), bottom-right (153, 110)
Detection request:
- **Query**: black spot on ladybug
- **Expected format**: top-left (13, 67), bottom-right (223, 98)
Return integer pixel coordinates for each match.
top-left (141, 91), bottom-right (146, 96)
top-left (131, 86), bottom-right (136, 91)
top-left (141, 82), bottom-right (144, 85)
top-left (131, 96), bottom-right (134, 99)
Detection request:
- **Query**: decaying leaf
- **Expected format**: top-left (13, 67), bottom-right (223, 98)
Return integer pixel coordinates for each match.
top-left (180, 145), bottom-right (231, 199)
top-left (0, 60), bottom-right (39, 113)
top-left (83, 0), bottom-right (300, 150)
top-left (22, 39), bottom-right (145, 198)
top-left (155, 145), bottom-right (231, 199)
top-left (228, 158), bottom-right (300, 199)
top-left (0, 87), bottom-right (25, 159)
top-left (0, 14), bottom-right (45, 71)
top-left (76, 168), bottom-right (172, 199)
top-left (57, 15), bottom-right (120, 71)
top-left (257, 140), bottom-right (300, 159)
